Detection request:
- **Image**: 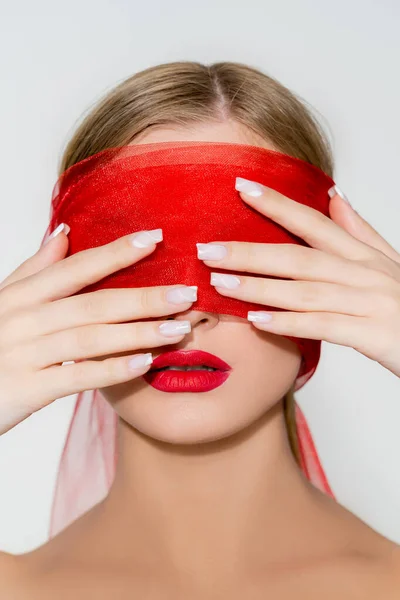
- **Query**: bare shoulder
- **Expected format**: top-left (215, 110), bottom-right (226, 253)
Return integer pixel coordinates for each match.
top-left (304, 488), bottom-right (400, 598)
top-left (323, 540), bottom-right (400, 600)
top-left (271, 543), bottom-right (400, 600)
top-left (0, 550), bottom-right (19, 578)
top-left (387, 544), bottom-right (400, 594)
top-left (0, 551), bottom-right (30, 598)
top-left (0, 547), bottom-right (78, 600)
top-left (340, 523), bottom-right (400, 598)
top-left (0, 548), bottom-right (63, 599)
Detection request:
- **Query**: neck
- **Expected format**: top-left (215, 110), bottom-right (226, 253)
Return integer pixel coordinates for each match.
top-left (86, 398), bottom-right (337, 581)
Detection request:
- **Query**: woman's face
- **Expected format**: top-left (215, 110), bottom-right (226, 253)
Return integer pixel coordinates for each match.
top-left (100, 120), bottom-right (302, 444)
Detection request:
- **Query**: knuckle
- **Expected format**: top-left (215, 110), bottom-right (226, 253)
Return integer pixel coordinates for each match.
top-left (101, 357), bottom-right (122, 383)
top-left (290, 311), bottom-right (304, 328)
top-left (0, 344), bottom-right (22, 369)
top-left (367, 270), bottom-right (395, 288)
top-left (0, 316), bottom-right (14, 347)
top-left (102, 239), bottom-right (121, 260)
top-left (374, 291), bottom-right (400, 315)
top-left (376, 258), bottom-right (400, 279)
top-left (313, 211), bottom-right (328, 227)
top-left (69, 360), bottom-right (88, 387)
top-left (52, 253), bottom-right (74, 277)
top-left (0, 283), bottom-right (18, 316)
top-left (297, 282), bottom-right (319, 307)
top-left (126, 321), bottom-right (149, 345)
top-left (287, 246), bottom-right (312, 273)
top-left (72, 326), bottom-right (98, 353)
top-left (356, 252), bottom-right (391, 275)
top-left (103, 235), bottom-right (136, 265)
top-left (275, 245), bottom-right (317, 276)
top-left (285, 310), bottom-right (305, 331)
top-left (312, 311), bottom-right (334, 333)
top-left (137, 287), bottom-right (155, 313)
top-left (243, 243), bottom-right (258, 265)
top-left (303, 245), bottom-right (319, 264)
top-left (78, 292), bottom-right (104, 320)
top-left (0, 309), bottom-right (29, 348)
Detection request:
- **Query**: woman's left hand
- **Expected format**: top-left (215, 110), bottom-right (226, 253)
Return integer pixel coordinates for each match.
top-left (196, 177), bottom-right (400, 378)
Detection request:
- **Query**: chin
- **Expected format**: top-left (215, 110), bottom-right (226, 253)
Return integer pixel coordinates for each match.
top-left (113, 386), bottom-right (276, 446)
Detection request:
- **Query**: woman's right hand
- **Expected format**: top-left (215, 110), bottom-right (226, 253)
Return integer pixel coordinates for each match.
top-left (0, 225), bottom-right (196, 436)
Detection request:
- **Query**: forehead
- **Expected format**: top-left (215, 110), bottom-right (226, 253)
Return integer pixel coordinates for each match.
top-left (129, 121), bottom-right (277, 151)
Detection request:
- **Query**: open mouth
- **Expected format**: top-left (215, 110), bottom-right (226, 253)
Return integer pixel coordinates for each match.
top-left (143, 350), bottom-right (231, 392)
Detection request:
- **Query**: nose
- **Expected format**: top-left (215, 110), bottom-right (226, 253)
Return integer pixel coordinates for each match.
top-left (165, 309), bottom-right (219, 330)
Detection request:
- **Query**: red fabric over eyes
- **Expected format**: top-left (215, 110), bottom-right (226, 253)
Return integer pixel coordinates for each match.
top-left (40, 141), bottom-right (336, 537)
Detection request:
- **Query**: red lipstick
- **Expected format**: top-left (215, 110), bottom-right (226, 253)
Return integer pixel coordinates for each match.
top-left (143, 350), bottom-right (232, 393)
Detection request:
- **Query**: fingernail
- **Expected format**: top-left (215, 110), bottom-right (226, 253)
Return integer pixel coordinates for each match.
top-left (210, 273), bottom-right (241, 289)
top-left (159, 320), bottom-right (191, 337)
top-left (235, 177), bottom-right (264, 197)
top-left (44, 223), bottom-right (70, 245)
top-left (328, 185), bottom-right (351, 206)
top-left (131, 229), bottom-right (163, 248)
top-left (247, 311), bottom-right (272, 323)
top-left (196, 243), bottom-right (227, 260)
top-left (128, 353), bottom-right (153, 370)
top-left (167, 286), bottom-right (198, 304)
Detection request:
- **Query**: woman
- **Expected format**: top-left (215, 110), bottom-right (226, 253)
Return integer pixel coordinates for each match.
top-left (1, 61), bottom-right (399, 598)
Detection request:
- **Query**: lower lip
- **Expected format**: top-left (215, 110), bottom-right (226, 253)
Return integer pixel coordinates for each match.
top-left (143, 369), bottom-right (231, 392)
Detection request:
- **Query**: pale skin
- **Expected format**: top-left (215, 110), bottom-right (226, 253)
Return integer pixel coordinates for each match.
top-left (1, 120), bottom-right (400, 599)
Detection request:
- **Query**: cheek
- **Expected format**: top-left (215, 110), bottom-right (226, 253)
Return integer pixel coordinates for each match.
top-left (100, 374), bottom-right (148, 406)
top-left (236, 327), bottom-right (302, 388)
top-left (232, 320), bottom-right (301, 358)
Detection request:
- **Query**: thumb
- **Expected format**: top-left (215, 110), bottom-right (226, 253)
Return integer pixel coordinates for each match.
top-left (0, 223), bottom-right (70, 290)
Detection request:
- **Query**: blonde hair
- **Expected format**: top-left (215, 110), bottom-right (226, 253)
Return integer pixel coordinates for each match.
top-left (58, 61), bottom-right (334, 465)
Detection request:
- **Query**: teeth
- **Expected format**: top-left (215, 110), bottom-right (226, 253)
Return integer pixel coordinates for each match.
top-left (156, 365), bottom-right (217, 372)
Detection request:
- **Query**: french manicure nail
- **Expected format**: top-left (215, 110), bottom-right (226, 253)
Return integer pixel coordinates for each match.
top-left (131, 229), bottom-right (163, 248)
top-left (328, 185), bottom-right (351, 206)
top-left (210, 273), bottom-right (241, 289)
top-left (128, 353), bottom-right (153, 370)
top-left (167, 286), bottom-right (198, 304)
top-left (235, 177), bottom-right (263, 197)
top-left (44, 223), bottom-right (70, 245)
top-left (196, 243), bottom-right (227, 260)
top-left (159, 320), bottom-right (192, 337)
top-left (247, 311), bottom-right (272, 323)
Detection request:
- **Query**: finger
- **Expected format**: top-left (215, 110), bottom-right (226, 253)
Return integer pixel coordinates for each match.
top-left (0, 223), bottom-right (70, 292)
top-left (0, 229), bottom-right (163, 317)
top-left (27, 320), bottom-right (192, 369)
top-left (0, 285), bottom-right (197, 345)
top-left (235, 178), bottom-right (382, 262)
top-left (329, 191), bottom-right (400, 263)
top-left (33, 352), bottom-right (155, 408)
top-left (209, 273), bottom-right (393, 317)
top-left (247, 310), bottom-right (374, 351)
top-left (198, 243), bottom-right (394, 287)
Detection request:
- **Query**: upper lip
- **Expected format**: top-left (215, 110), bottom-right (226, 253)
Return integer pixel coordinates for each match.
top-left (149, 350), bottom-right (231, 371)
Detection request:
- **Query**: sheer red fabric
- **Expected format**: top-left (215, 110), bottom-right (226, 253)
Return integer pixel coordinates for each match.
top-left (40, 141), bottom-right (336, 537)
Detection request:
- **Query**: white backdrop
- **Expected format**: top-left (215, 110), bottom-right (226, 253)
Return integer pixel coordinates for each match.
top-left (0, 0), bottom-right (399, 554)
